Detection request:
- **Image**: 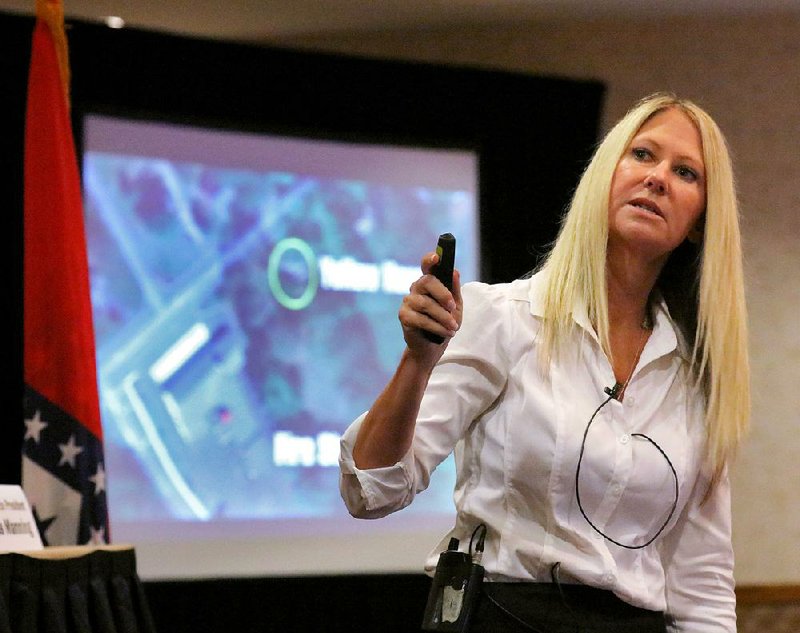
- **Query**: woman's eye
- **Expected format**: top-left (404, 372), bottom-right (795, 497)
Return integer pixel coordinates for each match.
top-left (632, 147), bottom-right (651, 161)
top-left (675, 165), bottom-right (698, 182)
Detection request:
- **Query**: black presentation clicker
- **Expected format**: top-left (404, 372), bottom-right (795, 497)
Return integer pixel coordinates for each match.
top-left (424, 233), bottom-right (456, 345)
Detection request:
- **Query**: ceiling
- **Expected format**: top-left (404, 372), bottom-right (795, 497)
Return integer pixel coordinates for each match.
top-left (2, 0), bottom-right (799, 44)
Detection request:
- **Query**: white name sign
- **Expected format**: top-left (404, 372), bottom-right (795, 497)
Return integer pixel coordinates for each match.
top-left (0, 485), bottom-right (44, 552)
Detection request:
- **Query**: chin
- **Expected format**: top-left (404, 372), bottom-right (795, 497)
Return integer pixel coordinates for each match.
top-left (610, 230), bottom-right (673, 261)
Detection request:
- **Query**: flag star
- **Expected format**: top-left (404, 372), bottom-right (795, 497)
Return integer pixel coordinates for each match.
top-left (32, 506), bottom-right (56, 546)
top-left (58, 434), bottom-right (84, 468)
top-left (89, 463), bottom-right (106, 495)
top-left (24, 409), bottom-right (49, 443)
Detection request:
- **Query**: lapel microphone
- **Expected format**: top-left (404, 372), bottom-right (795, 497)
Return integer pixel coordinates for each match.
top-left (603, 382), bottom-right (623, 399)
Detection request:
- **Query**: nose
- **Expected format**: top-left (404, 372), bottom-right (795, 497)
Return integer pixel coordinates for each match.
top-left (644, 163), bottom-right (668, 195)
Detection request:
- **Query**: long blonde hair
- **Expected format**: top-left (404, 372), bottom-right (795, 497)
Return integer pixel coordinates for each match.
top-left (539, 93), bottom-right (749, 485)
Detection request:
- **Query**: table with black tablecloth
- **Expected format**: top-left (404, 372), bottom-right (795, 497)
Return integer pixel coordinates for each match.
top-left (0, 545), bottom-right (156, 633)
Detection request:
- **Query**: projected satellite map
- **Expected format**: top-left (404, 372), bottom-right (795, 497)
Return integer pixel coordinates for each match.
top-left (83, 150), bottom-right (477, 527)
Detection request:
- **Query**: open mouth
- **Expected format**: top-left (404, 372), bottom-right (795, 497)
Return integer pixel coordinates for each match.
top-left (629, 198), bottom-right (663, 218)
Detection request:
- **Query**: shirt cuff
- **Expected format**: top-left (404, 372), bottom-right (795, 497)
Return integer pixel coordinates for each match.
top-left (339, 412), bottom-right (415, 518)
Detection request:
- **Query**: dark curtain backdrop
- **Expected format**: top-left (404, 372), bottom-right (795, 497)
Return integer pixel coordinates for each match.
top-left (1, 11), bottom-right (604, 632)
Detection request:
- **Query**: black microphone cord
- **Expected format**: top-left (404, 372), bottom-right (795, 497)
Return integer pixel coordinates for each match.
top-left (575, 392), bottom-right (679, 550)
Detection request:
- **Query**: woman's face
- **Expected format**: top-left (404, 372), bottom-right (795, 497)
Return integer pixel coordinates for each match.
top-left (608, 107), bottom-right (706, 264)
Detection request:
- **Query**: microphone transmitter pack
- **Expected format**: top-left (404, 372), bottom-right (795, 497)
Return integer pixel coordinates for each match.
top-left (421, 537), bottom-right (484, 632)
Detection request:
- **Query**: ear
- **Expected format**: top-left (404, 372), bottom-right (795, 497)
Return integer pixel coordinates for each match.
top-left (687, 213), bottom-right (705, 245)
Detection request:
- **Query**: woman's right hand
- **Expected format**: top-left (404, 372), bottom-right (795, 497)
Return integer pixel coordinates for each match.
top-left (352, 251), bottom-right (463, 470)
top-left (398, 251), bottom-right (463, 365)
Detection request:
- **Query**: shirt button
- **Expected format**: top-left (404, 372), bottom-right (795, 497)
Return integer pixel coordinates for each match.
top-left (612, 484), bottom-right (623, 495)
top-left (603, 573), bottom-right (615, 584)
top-left (619, 434), bottom-right (630, 445)
top-left (625, 396), bottom-right (636, 407)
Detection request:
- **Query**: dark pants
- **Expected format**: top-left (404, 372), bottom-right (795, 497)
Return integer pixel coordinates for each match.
top-left (469, 583), bottom-right (667, 633)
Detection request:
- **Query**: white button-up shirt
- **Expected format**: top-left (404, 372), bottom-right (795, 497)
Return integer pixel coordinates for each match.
top-left (339, 272), bottom-right (735, 632)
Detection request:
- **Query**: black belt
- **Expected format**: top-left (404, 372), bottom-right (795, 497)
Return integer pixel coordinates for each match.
top-left (473, 582), bottom-right (666, 633)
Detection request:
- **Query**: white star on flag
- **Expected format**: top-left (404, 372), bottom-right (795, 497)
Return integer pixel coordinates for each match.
top-left (22, 457), bottom-right (82, 545)
top-left (89, 463), bottom-right (106, 495)
top-left (24, 409), bottom-right (49, 443)
top-left (58, 434), bottom-right (84, 468)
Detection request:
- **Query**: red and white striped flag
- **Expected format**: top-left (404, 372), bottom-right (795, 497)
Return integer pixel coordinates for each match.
top-left (22, 0), bottom-right (109, 545)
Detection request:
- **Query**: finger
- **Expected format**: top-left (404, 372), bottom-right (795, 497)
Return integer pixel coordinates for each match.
top-left (402, 291), bottom-right (457, 325)
top-left (451, 269), bottom-right (463, 308)
top-left (416, 273), bottom-right (456, 314)
top-left (401, 293), bottom-right (459, 332)
top-left (401, 309), bottom-right (458, 340)
top-left (420, 251), bottom-right (439, 275)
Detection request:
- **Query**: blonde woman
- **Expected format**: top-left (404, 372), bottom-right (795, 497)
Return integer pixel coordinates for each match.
top-left (339, 93), bottom-right (749, 633)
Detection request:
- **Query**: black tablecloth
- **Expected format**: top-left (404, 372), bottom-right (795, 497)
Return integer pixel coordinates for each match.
top-left (0, 546), bottom-right (156, 633)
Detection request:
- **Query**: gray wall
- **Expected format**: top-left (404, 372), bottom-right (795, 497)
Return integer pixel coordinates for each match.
top-left (276, 11), bottom-right (800, 585)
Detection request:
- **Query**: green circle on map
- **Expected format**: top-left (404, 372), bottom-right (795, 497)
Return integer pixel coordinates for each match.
top-left (267, 237), bottom-right (318, 310)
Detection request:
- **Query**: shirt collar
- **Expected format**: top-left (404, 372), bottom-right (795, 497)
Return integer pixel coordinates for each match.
top-left (649, 298), bottom-right (691, 362)
top-left (522, 269), bottom-right (689, 362)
